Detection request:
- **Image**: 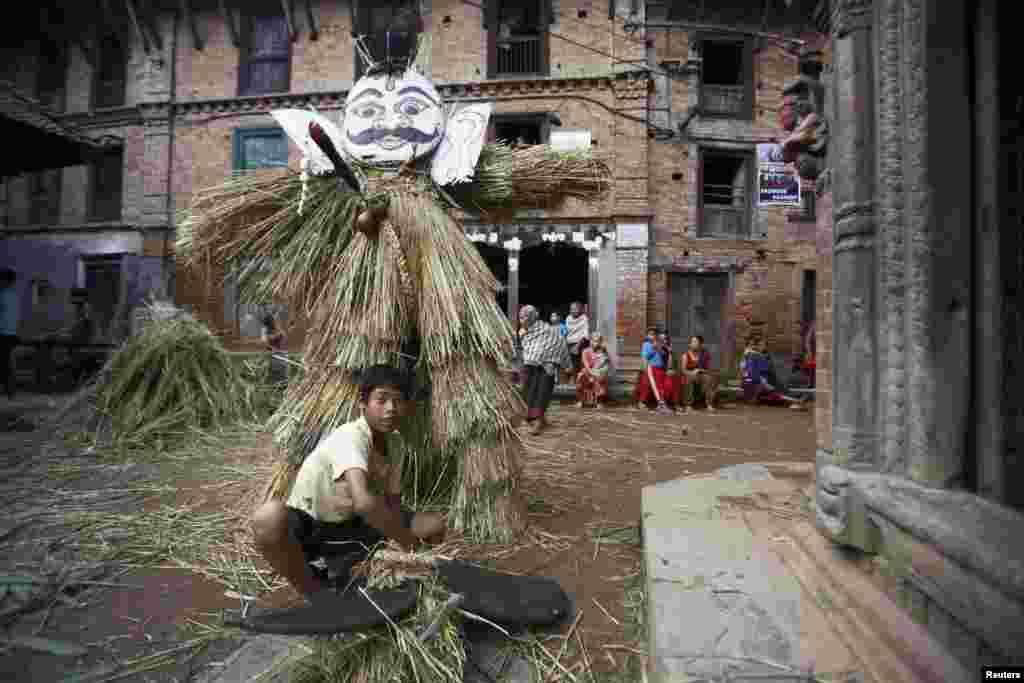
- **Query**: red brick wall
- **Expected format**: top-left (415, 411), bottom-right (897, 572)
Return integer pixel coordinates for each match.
top-left (616, 248), bottom-right (649, 356)
top-left (643, 33), bottom-right (827, 358)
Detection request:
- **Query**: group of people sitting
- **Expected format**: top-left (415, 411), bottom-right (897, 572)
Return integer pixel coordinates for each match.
top-left (633, 328), bottom-right (720, 416)
top-left (633, 329), bottom-right (810, 415)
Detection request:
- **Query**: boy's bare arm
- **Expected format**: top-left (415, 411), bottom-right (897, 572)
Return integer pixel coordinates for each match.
top-left (343, 468), bottom-right (417, 549)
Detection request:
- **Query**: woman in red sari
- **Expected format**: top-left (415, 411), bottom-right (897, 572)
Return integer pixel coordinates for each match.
top-left (576, 334), bottom-right (610, 408)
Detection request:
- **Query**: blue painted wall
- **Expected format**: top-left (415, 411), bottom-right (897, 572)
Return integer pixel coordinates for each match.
top-left (0, 238), bottom-right (81, 337)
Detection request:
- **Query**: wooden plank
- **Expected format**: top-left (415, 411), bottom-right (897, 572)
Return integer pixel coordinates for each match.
top-left (99, 0), bottom-right (134, 53)
top-left (218, 0), bottom-right (239, 47)
top-left (177, 0), bottom-right (203, 50)
top-left (124, 0), bottom-right (152, 53)
top-left (280, 0), bottom-right (296, 42)
top-left (303, 0), bottom-right (318, 41)
top-left (135, 0), bottom-right (163, 51)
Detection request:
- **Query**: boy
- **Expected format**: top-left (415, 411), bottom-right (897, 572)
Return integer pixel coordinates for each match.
top-left (251, 365), bottom-right (446, 600)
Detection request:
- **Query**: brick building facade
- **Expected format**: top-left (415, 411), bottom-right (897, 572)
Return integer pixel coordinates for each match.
top-left (1, 0), bottom-right (825, 375)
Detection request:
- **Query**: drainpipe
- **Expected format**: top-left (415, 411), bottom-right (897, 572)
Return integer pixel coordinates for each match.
top-left (162, 7), bottom-right (179, 299)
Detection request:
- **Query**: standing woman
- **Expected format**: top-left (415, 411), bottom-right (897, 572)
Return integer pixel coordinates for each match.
top-left (519, 305), bottom-right (571, 435)
top-left (260, 313), bottom-right (288, 387)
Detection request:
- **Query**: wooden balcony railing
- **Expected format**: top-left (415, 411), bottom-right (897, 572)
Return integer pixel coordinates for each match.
top-left (699, 181), bottom-right (750, 237)
top-left (700, 83), bottom-right (749, 118)
top-left (495, 35), bottom-right (545, 76)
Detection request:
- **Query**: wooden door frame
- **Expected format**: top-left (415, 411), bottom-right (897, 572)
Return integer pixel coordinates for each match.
top-left (665, 270), bottom-right (732, 370)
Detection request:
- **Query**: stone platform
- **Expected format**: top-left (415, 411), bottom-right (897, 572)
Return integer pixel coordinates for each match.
top-left (641, 464), bottom-right (970, 683)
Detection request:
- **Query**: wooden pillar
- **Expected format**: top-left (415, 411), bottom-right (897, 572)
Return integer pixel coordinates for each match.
top-left (829, 0), bottom-right (880, 469)
top-left (506, 239), bottom-right (520, 324)
top-left (587, 243), bottom-right (600, 327)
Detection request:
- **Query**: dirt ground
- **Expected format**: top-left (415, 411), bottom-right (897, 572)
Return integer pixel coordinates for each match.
top-left (0, 392), bottom-right (816, 682)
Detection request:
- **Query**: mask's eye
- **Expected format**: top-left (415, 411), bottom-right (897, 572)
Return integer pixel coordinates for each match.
top-left (397, 99), bottom-right (427, 117)
top-left (352, 103), bottom-right (384, 119)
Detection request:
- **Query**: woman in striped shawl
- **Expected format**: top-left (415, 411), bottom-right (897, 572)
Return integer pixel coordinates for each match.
top-left (518, 305), bottom-right (571, 435)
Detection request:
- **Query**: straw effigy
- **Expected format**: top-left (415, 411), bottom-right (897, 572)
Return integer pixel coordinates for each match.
top-left (177, 144), bottom-right (610, 543)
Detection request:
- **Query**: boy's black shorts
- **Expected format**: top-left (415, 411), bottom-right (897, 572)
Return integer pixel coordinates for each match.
top-left (285, 506), bottom-right (414, 563)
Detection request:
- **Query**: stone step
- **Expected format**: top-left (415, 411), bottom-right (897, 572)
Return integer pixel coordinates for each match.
top-left (641, 470), bottom-right (860, 683)
top-left (784, 521), bottom-right (971, 683)
top-left (641, 467), bottom-right (970, 683)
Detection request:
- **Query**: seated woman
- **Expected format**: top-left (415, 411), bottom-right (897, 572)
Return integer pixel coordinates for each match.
top-left (680, 335), bottom-right (719, 412)
top-left (576, 334), bottom-right (611, 408)
top-left (634, 329), bottom-right (674, 415)
top-left (741, 338), bottom-right (804, 407)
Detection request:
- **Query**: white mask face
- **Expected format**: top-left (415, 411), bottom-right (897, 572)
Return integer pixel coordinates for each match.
top-left (341, 71), bottom-right (445, 166)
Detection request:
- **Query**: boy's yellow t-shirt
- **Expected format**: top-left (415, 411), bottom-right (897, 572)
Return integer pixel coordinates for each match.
top-left (286, 417), bottom-right (402, 523)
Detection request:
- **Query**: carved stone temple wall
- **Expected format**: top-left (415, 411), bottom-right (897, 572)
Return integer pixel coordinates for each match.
top-left (808, 0), bottom-right (1024, 671)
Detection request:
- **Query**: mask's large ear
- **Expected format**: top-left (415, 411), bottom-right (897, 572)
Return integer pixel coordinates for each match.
top-left (430, 103), bottom-right (493, 186)
top-left (272, 109), bottom-right (366, 193)
top-left (270, 109), bottom-right (334, 175)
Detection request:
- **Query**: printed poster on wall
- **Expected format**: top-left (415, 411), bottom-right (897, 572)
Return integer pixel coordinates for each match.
top-left (757, 143), bottom-right (801, 207)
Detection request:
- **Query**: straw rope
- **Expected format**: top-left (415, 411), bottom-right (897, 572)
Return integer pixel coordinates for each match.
top-left (380, 220), bottom-right (416, 315)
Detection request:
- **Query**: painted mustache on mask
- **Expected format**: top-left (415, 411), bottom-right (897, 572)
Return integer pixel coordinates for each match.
top-left (346, 126), bottom-right (440, 146)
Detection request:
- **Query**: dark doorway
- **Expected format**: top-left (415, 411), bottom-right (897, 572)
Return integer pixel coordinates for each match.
top-left (489, 114), bottom-right (547, 146)
top-left (473, 243), bottom-right (509, 316)
top-left (83, 255), bottom-right (122, 342)
top-left (998, 0), bottom-right (1023, 510)
top-left (801, 270), bottom-right (816, 326)
top-left (518, 242), bottom-right (588, 321)
top-left (667, 273), bottom-right (729, 368)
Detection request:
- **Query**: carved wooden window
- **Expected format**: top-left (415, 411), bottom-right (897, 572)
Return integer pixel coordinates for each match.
top-left (89, 148), bottom-right (123, 222)
top-left (486, 0), bottom-right (551, 78)
top-left (354, 1), bottom-right (420, 80)
top-left (28, 169), bottom-right (61, 226)
top-left (486, 114), bottom-right (549, 146)
top-left (92, 33), bottom-right (126, 109)
top-left (239, 12), bottom-right (291, 96)
top-left (232, 128), bottom-right (289, 173)
top-left (36, 41), bottom-right (67, 112)
top-left (698, 149), bottom-right (754, 238)
top-left (699, 38), bottom-right (754, 119)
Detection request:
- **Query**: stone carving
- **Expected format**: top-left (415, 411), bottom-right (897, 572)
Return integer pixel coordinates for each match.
top-left (832, 0), bottom-right (874, 37)
top-left (816, 464), bottom-right (852, 540)
top-left (780, 50), bottom-right (828, 186)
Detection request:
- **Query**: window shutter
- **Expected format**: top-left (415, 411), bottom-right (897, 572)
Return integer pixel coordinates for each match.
top-left (539, 0), bottom-right (551, 75)
top-left (696, 149), bottom-right (704, 233)
top-left (354, 0), bottom-right (373, 79)
top-left (744, 39), bottom-right (755, 120)
top-left (486, 1), bottom-right (499, 77)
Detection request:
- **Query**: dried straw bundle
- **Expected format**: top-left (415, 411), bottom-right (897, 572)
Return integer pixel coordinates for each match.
top-left (178, 171), bottom-right (363, 316)
top-left (94, 306), bottom-right (269, 447)
top-left (292, 574), bottom-right (467, 683)
top-left (449, 143), bottom-right (611, 215)
top-left (449, 436), bottom-right (527, 541)
top-left (428, 356), bottom-right (524, 446)
top-left (350, 546), bottom-right (438, 590)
